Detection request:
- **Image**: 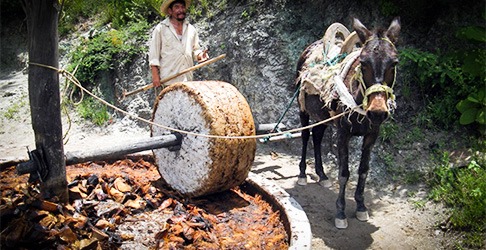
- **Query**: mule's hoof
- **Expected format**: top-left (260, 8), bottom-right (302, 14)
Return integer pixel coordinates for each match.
top-left (297, 177), bottom-right (307, 186)
top-left (356, 211), bottom-right (369, 221)
top-left (335, 218), bottom-right (348, 229)
top-left (318, 179), bottom-right (332, 188)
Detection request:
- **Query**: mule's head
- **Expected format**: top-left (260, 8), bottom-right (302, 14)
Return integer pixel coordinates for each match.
top-left (353, 17), bottom-right (400, 124)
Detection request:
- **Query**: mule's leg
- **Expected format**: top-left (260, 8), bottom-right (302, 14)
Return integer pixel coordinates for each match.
top-left (312, 124), bottom-right (332, 187)
top-left (335, 129), bottom-right (351, 229)
top-left (298, 111), bottom-right (311, 185)
top-left (355, 133), bottom-right (378, 221)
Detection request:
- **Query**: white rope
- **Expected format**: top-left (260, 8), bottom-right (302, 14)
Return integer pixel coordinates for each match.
top-left (29, 62), bottom-right (356, 140)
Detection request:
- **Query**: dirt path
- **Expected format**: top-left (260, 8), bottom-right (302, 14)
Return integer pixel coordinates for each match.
top-left (0, 71), bottom-right (448, 249)
top-left (253, 145), bottom-right (447, 249)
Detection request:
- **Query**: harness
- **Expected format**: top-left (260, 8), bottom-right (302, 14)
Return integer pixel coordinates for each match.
top-left (353, 63), bottom-right (396, 112)
top-left (354, 37), bottom-right (397, 112)
top-left (297, 25), bottom-right (398, 121)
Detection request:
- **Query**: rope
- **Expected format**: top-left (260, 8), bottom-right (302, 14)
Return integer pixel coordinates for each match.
top-left (266, 50), bottom-right (349, 141)
top-left (364, 37), bottom-right (396, 49)
top-left (28, 62), bottom-right (357, 140)
top-left (271, 85), bottom-right (300, 132)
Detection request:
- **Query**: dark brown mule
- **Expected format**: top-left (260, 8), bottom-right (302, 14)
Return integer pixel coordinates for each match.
top-left (295, 18), bottom-right (401, 229)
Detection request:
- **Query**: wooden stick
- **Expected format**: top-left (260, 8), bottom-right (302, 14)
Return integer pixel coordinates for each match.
top-left (122, 54), bottom-right (226, 98)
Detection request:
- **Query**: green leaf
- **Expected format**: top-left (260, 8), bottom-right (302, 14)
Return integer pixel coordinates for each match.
top-left (459, 109), bottom-right (479, 125)
top-left (467, 95), bottom-right (480, 104)
top-left (456, 26), bottom-right (486, 42)
top-left (456, 99), bottom-right (478, 113)
top-left (476, 109), bottom-right (486, 125)
top-left (477, 89), bottom-right (486, 104)
top-left (461, 49), bottom-right (486, 77)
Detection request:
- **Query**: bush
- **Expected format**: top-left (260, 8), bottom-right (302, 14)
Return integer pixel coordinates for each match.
top-left (60, 1), bottom-right (155, 125)
top-left (67, 19), bottom-right (150, 86)
top-left (65, 19), bottom-right (150, 125)
top-left (76, 97), bottom-right (110, 126)
top-left (429, 152), bottom-right (486, 248)
top-left (59, 0), bottom-right (162, 34)
top-left (456, 87), bottom-right (486, 135)
top-left (399, 24), bottom-right (485, 131)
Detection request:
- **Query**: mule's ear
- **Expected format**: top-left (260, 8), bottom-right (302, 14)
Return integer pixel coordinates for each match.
top-left (386, 17), bottom-right (401, 44)
top-left (353, 18), bottom-right (372, 44)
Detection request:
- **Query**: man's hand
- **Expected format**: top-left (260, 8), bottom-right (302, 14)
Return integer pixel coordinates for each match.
top-left (151, 66), bottom-right (161, 87)
top-left (153, 77), bottom-right (161, 87)
top-left (197, 49), bottom-right (209, 63)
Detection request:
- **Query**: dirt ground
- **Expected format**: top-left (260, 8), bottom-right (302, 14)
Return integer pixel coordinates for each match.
top-left (0, 71), bottom-right (449, 249)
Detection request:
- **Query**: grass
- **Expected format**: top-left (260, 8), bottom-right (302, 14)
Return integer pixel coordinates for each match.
top-left (428, 151), bottom-right (486, 249)
top-left (76, 97), bottom-right (110, 126)
top-left (3, 98), bottom-right (27, 120)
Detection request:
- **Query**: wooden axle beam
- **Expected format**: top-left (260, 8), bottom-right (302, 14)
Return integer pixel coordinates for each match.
top-left (65, 133), bottom-right (182, 165)
top-left (12, 122), bottom-right (285, 176)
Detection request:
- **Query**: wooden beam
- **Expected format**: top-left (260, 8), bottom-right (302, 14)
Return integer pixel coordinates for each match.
top-left (65, 134), bottom-right (182, 165)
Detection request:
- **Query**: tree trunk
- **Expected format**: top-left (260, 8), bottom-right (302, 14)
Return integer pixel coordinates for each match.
top-left (22, 0), bottom-right (68, 202)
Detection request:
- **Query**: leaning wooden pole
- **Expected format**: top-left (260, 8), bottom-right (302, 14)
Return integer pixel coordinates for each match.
top-left (22, 0), bottom-right (68, 202)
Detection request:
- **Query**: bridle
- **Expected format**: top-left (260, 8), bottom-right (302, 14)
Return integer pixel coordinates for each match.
top-left (353, 37), bottom-right (397, 112)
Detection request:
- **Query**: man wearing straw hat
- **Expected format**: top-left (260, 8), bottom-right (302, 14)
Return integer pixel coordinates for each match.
top-left (149, 0), bottom-right (209, 87)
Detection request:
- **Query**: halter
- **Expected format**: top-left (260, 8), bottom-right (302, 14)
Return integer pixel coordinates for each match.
top-left (353, 41), bottom-right (397, 112)
top-left (364, 37), bottom-right (396, 49)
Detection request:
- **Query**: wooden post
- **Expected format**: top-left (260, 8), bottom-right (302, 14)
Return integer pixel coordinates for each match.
top-left (22, 0), bottom-right (68, 202)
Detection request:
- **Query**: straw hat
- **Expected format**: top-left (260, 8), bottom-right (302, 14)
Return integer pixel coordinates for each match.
top-left (160, 0), bottom-right (191, 15)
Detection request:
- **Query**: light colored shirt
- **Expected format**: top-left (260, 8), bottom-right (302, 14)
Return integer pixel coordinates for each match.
top-left (148, 18), bottom-right (203, 85)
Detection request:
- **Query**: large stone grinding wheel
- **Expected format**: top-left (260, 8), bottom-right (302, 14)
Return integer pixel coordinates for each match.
top-left (151, 81), bottom-right (257, 197)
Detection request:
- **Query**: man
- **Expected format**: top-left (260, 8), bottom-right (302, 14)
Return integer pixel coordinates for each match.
top-left (148, 0), bottom-right (209, 87)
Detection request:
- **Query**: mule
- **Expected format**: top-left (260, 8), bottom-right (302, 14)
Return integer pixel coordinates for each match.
top-left (295, 17), bottom-right (401, 229)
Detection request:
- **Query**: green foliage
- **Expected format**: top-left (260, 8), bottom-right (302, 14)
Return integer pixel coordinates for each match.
top-left (241, 9), bottom-right (250, 20)
top-left (429, 153), bottom-right (486, 248)
top-left (67, 19), bottom-right (150, 87)
top-left (456, 89), bottom-right (486, 133)
top-left (76, 97), bottom-right (110, 126)
top-left (188, 0), bottom-right (226, 18)
top-left (3, 103), bottom-right (20, 120)
top-left (399, 22), bottom-right (485, 131)
top-left (411, 199), bottom-right (427, 210)
top-left (403, 169), bottom-right (424, 185)
top-left (59, 0), bottom-right (154, 126)
top-left (59, 0), bottom-right (161, 33)
top-left (379, 0), bottom-right (399, 17)
top-left (2, 98), bottom-right (27, 120)
top-left (457, 26), bottom-right (486, 43)
top-left (398, 126), bottom-right (423, 145)
top-left (380, 121), bottom-right (399, 143)
top-left (399, 44), bottom-right (485, 130)
top-left (102, 0), bottom-right (158, 28)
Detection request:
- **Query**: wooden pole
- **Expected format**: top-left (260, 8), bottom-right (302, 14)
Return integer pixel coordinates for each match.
top-left (65, 134), bottom-right (182, 165)
top-left (63, 123), bottom-right (280, 164)
top-left (7, 123), bottom-right (286, 170)
top-left (22, 0), bottom-right (68, 202)
top-left (122, 54), bottom-right (226, 98)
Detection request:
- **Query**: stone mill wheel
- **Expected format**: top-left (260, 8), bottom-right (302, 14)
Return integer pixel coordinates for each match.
top-left (151, 81), bottom-right (257, 198)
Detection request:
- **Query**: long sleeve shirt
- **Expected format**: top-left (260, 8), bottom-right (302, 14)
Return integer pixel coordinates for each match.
top-left (148, 18), bottom-right (203, 85)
